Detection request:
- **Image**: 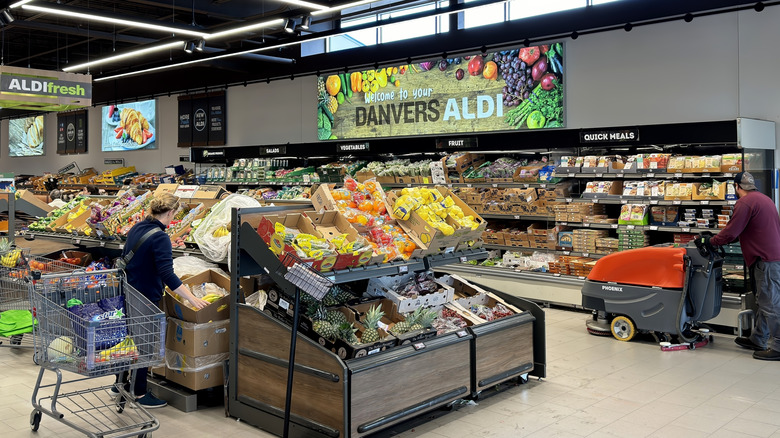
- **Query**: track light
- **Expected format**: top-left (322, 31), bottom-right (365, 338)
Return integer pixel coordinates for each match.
top-left (284, 18), bottom-right (296, 33)
top-left (755, 2), bottom-right (765, 12)
top-left (0, 9), bottom-right (14, 26)
top-left (183, 41), bottom-right (196, 54)
top-left (194, 39), bottom-right (205, 52)
top-left (299, 15), bottom-right (312, 30)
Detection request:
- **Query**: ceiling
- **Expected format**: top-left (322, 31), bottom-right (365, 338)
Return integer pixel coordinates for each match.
top-left (0, 0), bottom-right (767, 114)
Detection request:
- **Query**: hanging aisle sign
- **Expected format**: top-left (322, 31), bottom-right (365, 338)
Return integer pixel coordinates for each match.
top-left (580, 128), bottom-right (640, 143)
top-left (317, 42), bottom-right (565, 140)
top-left (0, 66), bottom-right (91, 111)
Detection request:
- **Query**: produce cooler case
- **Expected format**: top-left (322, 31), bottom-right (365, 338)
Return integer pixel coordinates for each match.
top-left (226, 205), bottom-right (545, 438)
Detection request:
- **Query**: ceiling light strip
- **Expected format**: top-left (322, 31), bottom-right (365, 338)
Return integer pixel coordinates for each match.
top-left (276, 0), bottom-right (329, 11)
top-left (311, 0), bottom-right (377, 16)
top-left (9, 0), bottom-right (33, 8)
top-left (207, 18), bottom-right (285, 39)
top-left (63, 41), bottom-right (184, 72)
top-left (22, 4), bottom-right (208, 38)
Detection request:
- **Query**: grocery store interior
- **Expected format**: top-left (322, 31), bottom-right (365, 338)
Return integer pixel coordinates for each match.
top-left (2, 0), bottom-right (780, 437)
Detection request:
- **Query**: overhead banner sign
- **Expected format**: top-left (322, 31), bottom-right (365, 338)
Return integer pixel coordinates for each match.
top-left (337, 142), bottom-right (370, 152)
top-left (317, 42), bottom-right (565, 140)
top-left (191, 147), bottom-right (226, 163)
top-left (436, 137), bottom-right (477, 149)
top-left (0, 66), bottom-right (91, 111)
top-left (580, 129), bottom-right (640, 143)
top-left (260, 146), bottom-right (287, 155)
top-left (178, 91), bottom-right (227, 147)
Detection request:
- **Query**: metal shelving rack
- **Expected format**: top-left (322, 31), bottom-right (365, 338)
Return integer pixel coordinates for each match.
top-left (226, 205), bottom-right (546, 438)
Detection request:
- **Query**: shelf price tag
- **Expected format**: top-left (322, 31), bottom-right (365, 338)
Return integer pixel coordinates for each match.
top-left (540, 184), bottom-right (547, 188)
top-left (736, 265), bottom-right (744, 270)
top-left (610, 224), bottom-right (618, 229)
top-left (553, 273), bottom-right (561, 277)
top-left (682, 227), bottom-right (691, 232)
top-left (647, 173), bottom-right (655, 178)
top-left (675, 173), bottom-right (683, 178)
top-left (565, 198), bottom-right (573, 203)
top-left (513, 215), bottom-right (521, 220)
top-left (649, 226), bottom-right (659, 231)
top-left (703, 173), bottom-right (711, 178)
top-left (578, 276), bottom-right (586, 280)
top-left (467, 184), bottom-right (472, 188)
top-left (74, 239), bottom-right (81, 245)
top-left (279, 298), bottom-right (290, 311)
top-left (28, 234), bottom-right (34, 239)
top-left (700, 200), bottom-right (710, 205)
top-left (398, 265), bottom-right (409, 274)
top-left (595, 173), bottom-right (603, 178)
top-left (724, 173), bottom-right (734, 177)
top-left (592, 199), bottom-right (599, 204)
top-left (100, 241), bottom-right (106, 247)
top-left (650, 200), bottom-right (659, 205)
top-left (492, 183), bottom-right (498, 188)
top-left (413, 342), bottom-right (426, 351)
top-left (447, 184), bottom-right (453, 188)
top-left (673, 200), bottom-right (682, 205)
top-left (582, 253), bottom-right (589, 257)
top-left (560, 222), bottom-right (568, 226)
top-left (460, 257), bottom-right (468, 263)
top-left (119, 244), bottom-right (125, 250)
top-left (456, 330), bottom-right (469, 338)
top-left (626, 225), bottom-right (635, 230)
top-left (407, 184), bottom-right (412, 188)
top-left (562, 251), bottom-right (571, 256)
top-left (582, 223), bottom-right (590, 227)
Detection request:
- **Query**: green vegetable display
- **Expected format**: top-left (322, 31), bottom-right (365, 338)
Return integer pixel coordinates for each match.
top-left (505, 80), bottom-right (563, 129)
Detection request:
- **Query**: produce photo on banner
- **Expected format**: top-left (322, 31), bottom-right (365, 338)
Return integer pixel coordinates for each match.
top-left (317, 42), bottom-right (564, 141)
top-left (101, 99), bottom-right (157, 151)
top-left (9, 115), bottom-right (45, 157)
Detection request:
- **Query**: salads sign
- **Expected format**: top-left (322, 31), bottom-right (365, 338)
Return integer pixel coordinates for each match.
top-left (317, 42), bottom-right (565, 141)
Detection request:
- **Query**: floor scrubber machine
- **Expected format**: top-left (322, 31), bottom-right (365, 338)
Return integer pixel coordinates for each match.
top-left (581, 233), bottom-right (723, 348)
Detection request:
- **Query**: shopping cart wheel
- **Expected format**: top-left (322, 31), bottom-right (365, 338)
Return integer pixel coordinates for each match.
top-left (30, 410), bottom-right (41, 431)
top-left (116, 399), bottom-right (125, 414)
top-left (32, 352), bottom-right (40, 365)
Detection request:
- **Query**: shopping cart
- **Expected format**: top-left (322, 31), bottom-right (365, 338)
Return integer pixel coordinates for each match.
top-left (0, 248), bottom-right (80, 352)
top-left (30, 269), bottom-right (164, 438)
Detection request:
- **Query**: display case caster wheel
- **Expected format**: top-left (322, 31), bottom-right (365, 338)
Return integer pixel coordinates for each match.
top-left (30, 410), bottom-right (41, 431)
top-left (518, 374), bottom-right (529, 384)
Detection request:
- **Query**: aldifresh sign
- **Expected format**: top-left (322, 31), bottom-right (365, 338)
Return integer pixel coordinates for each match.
top-left (317, 42), bottom-right (565, 140)
top-left (0, 66), bottom-right (91, 111)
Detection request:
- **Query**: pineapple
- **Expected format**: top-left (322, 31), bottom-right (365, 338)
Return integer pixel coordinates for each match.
top-left (0, 237), bottom-right (11, 253)
top-left (410, 308), bottom-right (438, 332)
top-left (317, 77), bottom-right (326, 97)
top-left (313, 320), bottom-right (337, 340)
top-left (327, 95), bottom-right (338, 114)
top-left (361, 305), bottom-right (385, 344)
top-left (392, 308), bottom-right (420, 335)
top-left (334, 287), bottom-right (354, 304)
top-left (336, 322), bottom-right (360, 345)
top-left (326, 310), bottom-right (348, 327)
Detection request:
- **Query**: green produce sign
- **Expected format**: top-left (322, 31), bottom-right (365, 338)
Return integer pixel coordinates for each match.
top-left (317, 42), bottom-right (565, 141)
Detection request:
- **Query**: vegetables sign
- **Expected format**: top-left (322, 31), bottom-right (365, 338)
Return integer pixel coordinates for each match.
top-left (316, 42), bottom-right (565, 141)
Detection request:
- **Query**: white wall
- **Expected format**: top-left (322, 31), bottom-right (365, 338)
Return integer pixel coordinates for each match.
top-left (2, 7), bottom-right (779, 176)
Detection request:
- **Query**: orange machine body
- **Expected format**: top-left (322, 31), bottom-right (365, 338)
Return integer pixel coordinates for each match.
top-left (587, 246), bottom-right (686, 289)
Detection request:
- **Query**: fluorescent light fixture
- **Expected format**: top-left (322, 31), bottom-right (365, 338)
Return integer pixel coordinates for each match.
top-left (284, 18), bottom-right (296, 33)
top-left (22, 4), bottom-right (208, 38)
top-left (9, 0), bottom-right (33, 9)
top-left (312, 0), bottom-right (377, 16)
top-left (63, 40), bottom-right (183, 72)
top-left (276, 0), bottom-right (328, 10)
top-left (206, 18), bottom-right (284, 40)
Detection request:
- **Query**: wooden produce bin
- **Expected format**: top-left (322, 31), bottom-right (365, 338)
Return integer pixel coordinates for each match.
top-left (469, 313), bottom-right (535, 396)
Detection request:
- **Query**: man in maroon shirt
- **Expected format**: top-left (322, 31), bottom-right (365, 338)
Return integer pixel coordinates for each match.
top-left (708, 172), bottom-right (780, 360)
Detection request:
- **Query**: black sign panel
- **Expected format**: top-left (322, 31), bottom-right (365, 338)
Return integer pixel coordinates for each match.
top-left (178, 91), bottom-right (227, 147)
top-left (56, 116), bottom-right (66, 155)
top-left (337, 142), bottom-right (370, 152)
top-left (260, 146), bottom-right (287, 155)
top-left (57, 162), bottom-right (78, 174)
top-left (208, 94), bottom-right (226, 146)
top-left (178, 98), bottom-right (192, 147)
top-left (75, 111), bottom-right (87, 153)
top-left (65, 114), bottom-right (76, 153)
top-left (580, 129), bottom-right (640, 143)
top-left (436, 137), bottom-right (477, 149)
top-left (104, 158), bottom-right (125, 165)
top-left (191, 148), bottom-right (227, 163)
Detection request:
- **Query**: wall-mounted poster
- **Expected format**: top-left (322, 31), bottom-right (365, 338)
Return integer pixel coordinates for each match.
top-left (177, 91), bottom-right (226, 147)
top-left (101, 99), bottom-right (156, 151)
top-left (9, 115), bottom-right (45, 156)
top-left (317, 42), bottom-right (565, 140)
top-left (57, 110), bottom-right (87, 155)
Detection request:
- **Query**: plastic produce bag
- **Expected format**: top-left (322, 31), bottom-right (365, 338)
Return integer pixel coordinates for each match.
top-left (193, 194), bottom-right (261, 261)
top-left (245, 290), bottom-right (268, 310)
top-left (173, 256), bottom-right (224, 278)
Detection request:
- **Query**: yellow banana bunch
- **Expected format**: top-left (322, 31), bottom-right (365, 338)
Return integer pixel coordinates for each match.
top-left (1, 250), bottom-right (21, 267)
top-left (202, 293), bottom-right (224, 303)
top-left (212, 225), bottom-right (230, 238)
top-left (97, 337), bottom-right (137, 362)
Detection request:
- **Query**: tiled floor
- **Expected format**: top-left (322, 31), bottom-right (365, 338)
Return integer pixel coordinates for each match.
top-left (3, 307), bottom-right (780, 437)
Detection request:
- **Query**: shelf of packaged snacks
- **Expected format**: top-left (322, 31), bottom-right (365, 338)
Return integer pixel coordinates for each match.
top-left (482, 214), bottom-right (555, 221)
top-left (554, 222), bottom-right (724, 234)
top-left (228, 205), bottom-right (544, 438)
top-left (553, 171), bottom-right (738, 179)
top-left (555, 197), bottom-right (737, 206)
top-left (384, 181), bottom-right (559, 189)
top-left (483, 244), bottom-right (609, 260)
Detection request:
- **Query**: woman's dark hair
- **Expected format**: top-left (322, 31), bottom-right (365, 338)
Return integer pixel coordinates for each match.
top-left (85, 185), bottom-right (99, 195)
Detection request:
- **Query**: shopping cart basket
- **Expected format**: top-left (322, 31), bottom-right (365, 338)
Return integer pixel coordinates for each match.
top-left (30, 269), bottom-right (164, 438)
top-left (0, 248), bottom-right (80, 351)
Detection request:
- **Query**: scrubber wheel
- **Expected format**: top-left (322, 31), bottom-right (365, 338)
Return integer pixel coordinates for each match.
top-left (611, 315), bottom-right (637, 342)
top-left (586, 314), bottom-right (612, 336)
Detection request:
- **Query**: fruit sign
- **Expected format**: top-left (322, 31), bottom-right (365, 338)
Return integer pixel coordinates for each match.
top-left (317, 42), bottom-right (565, 141)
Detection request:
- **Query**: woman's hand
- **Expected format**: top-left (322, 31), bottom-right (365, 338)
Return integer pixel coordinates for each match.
top-left (188, 296), bottom-right (210, 310)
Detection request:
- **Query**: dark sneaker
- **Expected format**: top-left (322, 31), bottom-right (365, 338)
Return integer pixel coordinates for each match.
top-left (735, 336), bottom-right (765, 351)
top-left (753, 349), bottom-right (780, 361)
top-left (110, 385), bottom-right (119, 394)
top-left (134, 392), bottom-right (167, 409)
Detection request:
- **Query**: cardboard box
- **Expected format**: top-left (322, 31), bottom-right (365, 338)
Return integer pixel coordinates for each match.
top-left (255, 213), bottom-right (337, 271)
top-left (15, 190), bottom-right (53, 214)
top-left (308, 210), bottom-right (380, 269)
top-left (366, 273), bottom-right (454, 313)
top-left (311, 184), bottom-right (338, 212)
top-left (349, 299), bottom-right (437, 346)
top-left (165, 269), bottom-right (231, 323)
top-left (692, 182), bottom-right (726, 200)
top-left (166, 363), bottom-right (224, 391)
top-left (166, 317), bottom-right (230, 357)
top-left (384, 190), bottom-right (460, 254)
top-left (154, 183), bottom-right (179, 197)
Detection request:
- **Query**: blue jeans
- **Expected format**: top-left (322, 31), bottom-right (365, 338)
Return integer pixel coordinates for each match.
top-left (749, 260), bottom-right (780, 351)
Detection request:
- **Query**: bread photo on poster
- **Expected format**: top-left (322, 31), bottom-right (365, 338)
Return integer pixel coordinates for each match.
top-left (101, 99), bottom-right (157, 152)
top-left (8, 115), bottom-right (45, 157)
